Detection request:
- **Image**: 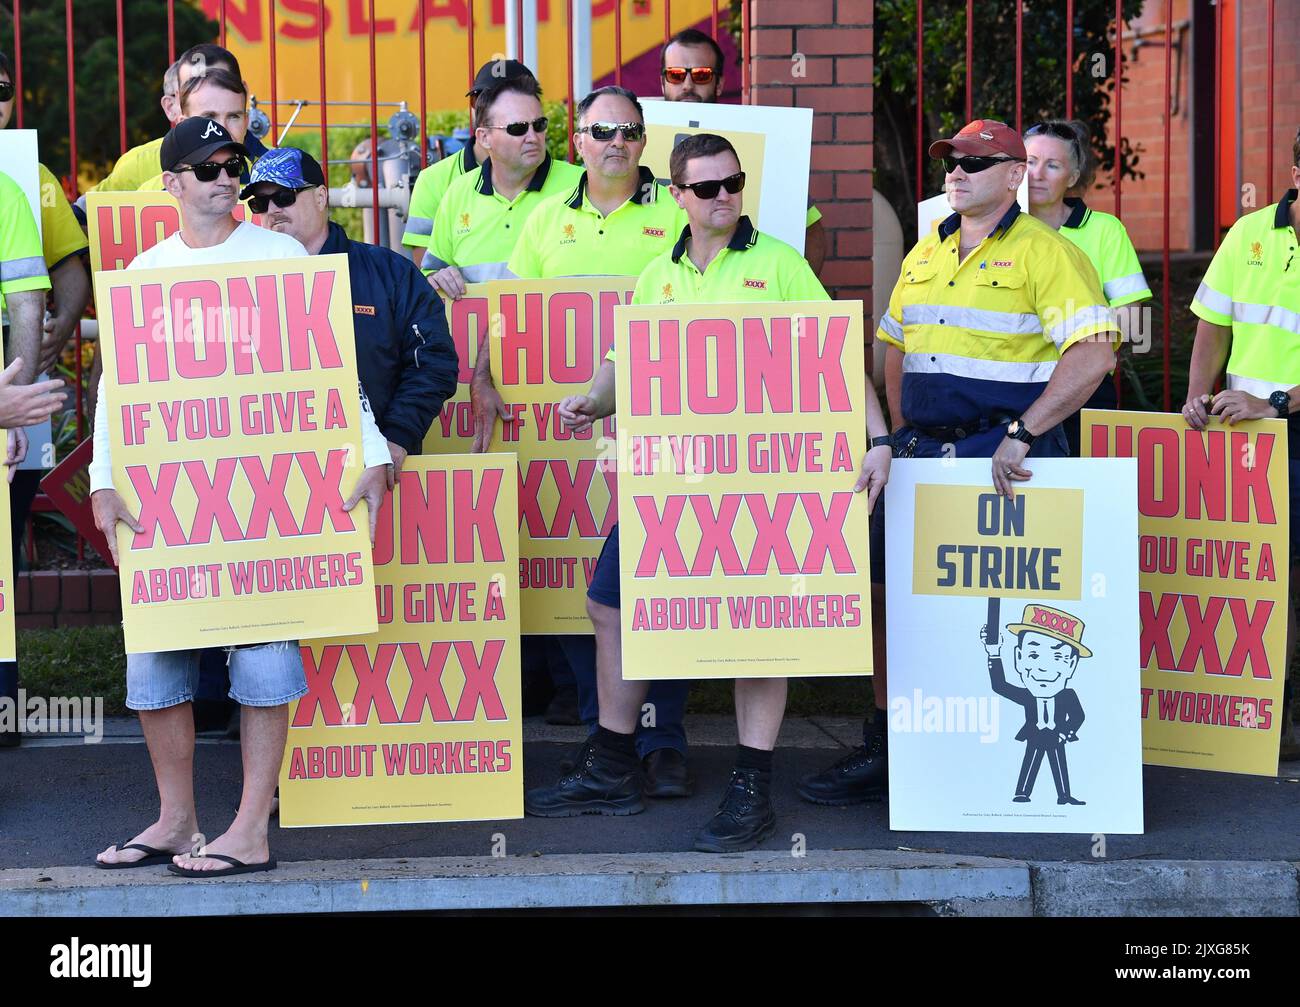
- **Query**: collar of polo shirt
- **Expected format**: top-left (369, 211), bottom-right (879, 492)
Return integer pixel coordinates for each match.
top-left (938, 200), bottom-right (1022, 242)
top-left (476, 154), bottom-right (554, 197)
top-left (565, 165), bottom-right (660, 211)
top-left (669, 214), bottom-right (758, 264)
top-left (1274, 189), bottom-right (1298, 230)
top-left (1061, 196), bottom-right (1090, 229)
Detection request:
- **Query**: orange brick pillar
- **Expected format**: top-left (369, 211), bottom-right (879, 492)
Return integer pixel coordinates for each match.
top-left (748, 0), bottom-right (873, 305)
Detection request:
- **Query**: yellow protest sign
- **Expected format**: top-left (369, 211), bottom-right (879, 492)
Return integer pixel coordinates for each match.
top-left (281, 454), bottom-right (521, 827)
top-left (94, 255), bottom-right (378, 653)
top-left (613, 302), bottom-right (872, 679)
top-left (1084, 409), bottom-right (1288, 776)
top-left (911, 486), bottom-right (1084, 598)
top-left (87, 191), bottom-right (261, 272)
top-left (420, 288), bottom-right (491, 454)
top-left (0, 480), bottom-right (13, 661)
top-left (486, 278), bottom-right (632, 634)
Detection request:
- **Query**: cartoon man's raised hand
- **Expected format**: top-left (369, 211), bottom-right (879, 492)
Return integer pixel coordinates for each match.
top-left (979, 625), bottom-right (1003, 658)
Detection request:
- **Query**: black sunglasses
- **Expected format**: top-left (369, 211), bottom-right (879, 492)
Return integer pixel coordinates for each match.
top-left (676, 171), bottom-right (746, 200)
top-left (0, 81), bottom-right (13, 103)
top-left (488, 117), bottom-right (549, 137)
top-left (247, 187), bottom-right (311, 214)
top-left (174, 158), bottom-right (246, 182)
top-left (1025, 122), bottom-right (1083, 156)
top-left (942, 155), bottom-right (1023, 174)
top-left (578, 121), bottom-right (645, 142)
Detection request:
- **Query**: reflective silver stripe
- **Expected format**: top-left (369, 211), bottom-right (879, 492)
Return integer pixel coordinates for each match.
top-left (877, 314), bottom-right (905, 343)
top-left (1232, 300), bottom-right (1300, 337)
top-left (902, 303), bottom-right (1042, 335)
top-left (0, 255), bottom-right (48, 282)
top-left (460, 261), bottom-right (513, 283)
top-left (1045, 304), bottom-right (1116, 348)
top-left (1103, 272), bottom-right (1149, 302)
top-left (1227, 374), bottom-right (1287, 398)
top-left (403, 216), bottom-right (434, 237)
top-left (1193, 282), bottom-right (1234, 317)
top-left (903, 351), bottom-right (1057, 383)
top-left (422, 250), bottom-right (450, 272)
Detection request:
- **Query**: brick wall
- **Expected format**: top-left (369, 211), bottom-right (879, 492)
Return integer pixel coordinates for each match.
top-left (1239, 0), bottom-right (1299, 210)
top-left (16, 571), bottom-right (122, 630)
top-left (749, 0), bottom-right (872, 304)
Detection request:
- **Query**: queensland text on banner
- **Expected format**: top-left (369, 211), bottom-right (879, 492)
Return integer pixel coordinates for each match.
top-left (94, 254), bottom-right (378, 652)
top-left (613, 301), bottom-right (872, 680)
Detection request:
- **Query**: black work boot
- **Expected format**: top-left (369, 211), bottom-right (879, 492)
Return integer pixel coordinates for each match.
top-left (796, 723), bottom-right (887, 805)
top-left (693, 768), bottom-right (776, 853)
top-left (525, 736), bottom-right (644, 817)
top-left (642, 748), bottom-right (693, 798)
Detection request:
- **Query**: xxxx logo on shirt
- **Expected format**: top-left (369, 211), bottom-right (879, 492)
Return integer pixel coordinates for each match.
top-left (643, 227), bottom-right (666, 238)
top-left (743, 278), bottom-right (767, 290)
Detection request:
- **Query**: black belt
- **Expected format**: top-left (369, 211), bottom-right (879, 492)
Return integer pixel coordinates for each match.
top-left (912, 415), bottom-right (1015, 442)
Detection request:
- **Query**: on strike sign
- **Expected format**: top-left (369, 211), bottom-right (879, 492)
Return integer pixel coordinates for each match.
top-left (93, 255), bottom-right (378, 653)
top-left (613, 302), bottom-right (873, 680)
top-left (1084, 409), bottom-right (1288, 776)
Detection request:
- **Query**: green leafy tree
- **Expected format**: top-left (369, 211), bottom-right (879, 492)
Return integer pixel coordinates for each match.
top-left (0, 0), bottom-right (217, 182)
top-left (875, 0), bottom-right (1146, 243)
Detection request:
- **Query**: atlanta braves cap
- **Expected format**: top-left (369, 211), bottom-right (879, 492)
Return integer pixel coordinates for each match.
top-left (160, 117), bottom-right (249, 172)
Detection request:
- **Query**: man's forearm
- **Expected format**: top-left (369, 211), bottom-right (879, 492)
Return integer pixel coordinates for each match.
top-left (588, 361), bottom-right (617, 420)
top-left (5, 289), bottom-right (44, 383)
top-left (884, 344), bottom-right (905, 431)
top-left (1021, 340), bottom-right (1115, 434)
top-left (469, 325), bottom-right (494, 390)
top-left (48, 259), bottom-right (91, 348)
top-left (1187, 319), bottom-right (1232, 399)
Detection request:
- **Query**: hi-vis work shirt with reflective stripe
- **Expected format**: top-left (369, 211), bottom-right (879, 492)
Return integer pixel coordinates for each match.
top-left (632, 216), bottom-right (828, 305)
top-left (1059, 197), bottom-right (1152, 307)
top-left (876, 203), bottom-right (1118, 430)
top-left (0, 170), bottom-right (51, 310)
top-left (425, 155), bottom-right (584, 281)
top-left (1190, 189), bottom-right (1300, 404)
top-left (402, 145), bottom-right (479, 253)
top-left (506, 165), bottom-right (688, 279)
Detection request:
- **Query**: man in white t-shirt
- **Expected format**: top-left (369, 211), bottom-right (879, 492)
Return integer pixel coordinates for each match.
top-left (89, 117), bottom-right (392, 878)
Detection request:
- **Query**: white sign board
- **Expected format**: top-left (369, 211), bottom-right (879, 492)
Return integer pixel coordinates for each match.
top-left (641, 100), bottom-right (812, 252)
top-left (885, 459), bottom-right (1144, 834)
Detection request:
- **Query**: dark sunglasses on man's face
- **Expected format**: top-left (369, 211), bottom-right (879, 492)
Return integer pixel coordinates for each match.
top-left (662, 66), bottom-right (716, 85)
top-left (676, 171), bottom-right (746, 200)
top-left (247, 187), bottom-right (309, 214)
top-left (942, 155), bottom-right (1023, 175)
top-left (0, 81), bottom-right (13, 103)
top-left (175, 158), bottom-right (246, 182)
top-left (579, 121), bottom-right (645, 142)
top-left (489, 117), bottom-right (549, 137)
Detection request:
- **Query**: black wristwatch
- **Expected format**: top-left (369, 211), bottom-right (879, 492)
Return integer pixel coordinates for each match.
top-left (870, 435), bottom-right (893, 449)
top-left (1006, 419), bottom-right (1036, 446)
top-left (1269, 390), bottom-right (1290, 418)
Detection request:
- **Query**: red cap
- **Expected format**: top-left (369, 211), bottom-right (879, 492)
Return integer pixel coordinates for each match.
top-left (928, 119), bottom-right (1026, 161)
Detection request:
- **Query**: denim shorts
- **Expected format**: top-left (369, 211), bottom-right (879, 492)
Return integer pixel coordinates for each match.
top-left (126, 642), bottom-right (307, 711)
top-left (587, 523), bottom-right (621, 609)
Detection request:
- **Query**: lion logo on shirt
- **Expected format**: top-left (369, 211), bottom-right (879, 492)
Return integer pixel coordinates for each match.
top-left (457, 212), bottom-right (471, 234)
top-left (661, 283), bottom-right (674, 302)
top-left (561, 223), bottom-right (576, 244)
top-left (1248, 241), bottom-right (1263, 265)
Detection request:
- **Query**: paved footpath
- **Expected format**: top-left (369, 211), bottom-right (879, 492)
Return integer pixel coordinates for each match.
top-left (1, 716), bottom-right (1296, 916)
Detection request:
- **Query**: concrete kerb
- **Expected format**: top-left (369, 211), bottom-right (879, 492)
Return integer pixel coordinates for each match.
top-left (0, 850), bottom-right (1031, 917)
top-left (2, 852), bottom-right (1297, 917)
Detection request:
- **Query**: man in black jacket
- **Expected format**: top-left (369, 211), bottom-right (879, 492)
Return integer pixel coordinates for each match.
top-left (982, 604), bottom-right (1088, 805)
top-left (243, 148), bottom-right (458, 478)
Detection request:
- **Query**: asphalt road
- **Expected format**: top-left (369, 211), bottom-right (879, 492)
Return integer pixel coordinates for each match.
top-left (2, 735), bottom-right (1296, 869)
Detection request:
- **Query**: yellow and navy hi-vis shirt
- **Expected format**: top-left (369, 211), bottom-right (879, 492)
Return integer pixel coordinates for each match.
top-left (1058, 197), bottom-right (1151, 307)
top-left (0, 170), bottom-right (51, 313)
top-left (425, 154), bottom-right (584, 280)
top-left (876, 202), bottom-right (1119, 431)
top-left (402, 145), bottom-right (479, 253)
top-left (506, 165), bottom-right (688, 279)
top-left (1191, 189), bottom-right (1300, 409)
top-left (632, 215), bottom-right (828, 305)
top-left (37, 163), bottom-right (89, 271)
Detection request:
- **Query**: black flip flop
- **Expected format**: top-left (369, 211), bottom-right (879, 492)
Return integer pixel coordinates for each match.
top-left (95, 843), bottom-right (177, 870)
top-left (167, 854), bottom-right (277, 879)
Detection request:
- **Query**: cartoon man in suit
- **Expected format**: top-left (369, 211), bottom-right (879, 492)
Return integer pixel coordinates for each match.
top-left (982, 604), bottom-right (1088, 805)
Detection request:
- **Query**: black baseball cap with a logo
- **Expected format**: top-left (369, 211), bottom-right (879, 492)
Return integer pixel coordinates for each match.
top-left (467, 58), bottom-right (534, 96)
top-left (160, 117), bottom-right (250, 172)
